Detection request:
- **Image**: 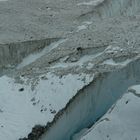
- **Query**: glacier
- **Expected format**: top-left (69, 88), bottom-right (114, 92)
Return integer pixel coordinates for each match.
top-left (0, 0), bottom-right (140, 140)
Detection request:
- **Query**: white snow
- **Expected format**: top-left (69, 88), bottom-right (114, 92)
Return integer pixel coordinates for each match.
top-left (82, 21), bottom-right (93, 25)
top-left (129, 85), bottom-right (140, 94)
top-left (77, 25), bottom-right (87, 31)
top-left (86, 62), bottom-right (95, 70)
top-left (0, 72), bottom-right (94, 140)
top-left (102, 58), bottom-right (132, 66)
top-left (79, 85), bottom-right (140, 140)
top-left (105, 45), bottom-right (123, 54)
top-left (77, 0), bottom-right (104, 6)
top-left (17, 39), bottom-right (67, 69)
top-left (52, 52), bottom-right (102, 69)
top-left (77, 21), bottom-right (92, 32)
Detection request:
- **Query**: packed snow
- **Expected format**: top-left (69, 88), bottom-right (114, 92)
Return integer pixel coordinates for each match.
top-left (0, 73), bottom-right (94, 140)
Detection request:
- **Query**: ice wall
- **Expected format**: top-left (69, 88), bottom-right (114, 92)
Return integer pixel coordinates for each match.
top-left (0, 38), bottom-right (59, 68)
top-left (40, 57), bottom-right (140, 140)
top-left (79, 0), bottom-right (140, 19)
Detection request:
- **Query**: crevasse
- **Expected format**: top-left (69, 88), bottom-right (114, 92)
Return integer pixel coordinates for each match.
top-left (40, 57), bottom-right (140, 140)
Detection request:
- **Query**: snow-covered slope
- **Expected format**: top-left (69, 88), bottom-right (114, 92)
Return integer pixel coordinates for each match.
top-left (79, 85), bottom-right (140, 140)
top-left (0, 73), bottom-right (93, 140)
